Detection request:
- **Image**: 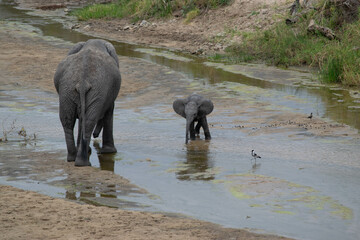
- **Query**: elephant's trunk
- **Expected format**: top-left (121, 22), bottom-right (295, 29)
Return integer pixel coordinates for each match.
top-left (185, 120), bottom-right (190, 144)
top-left (185, 115), bottom-right (194, 144)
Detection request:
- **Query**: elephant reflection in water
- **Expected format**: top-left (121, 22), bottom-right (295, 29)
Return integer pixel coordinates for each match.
top-left (176, 141), bottom-right (214, 181)
top-left (65, 191), bottom-right (96, 200)
top-left (93, 141), bottom-right (116, 172)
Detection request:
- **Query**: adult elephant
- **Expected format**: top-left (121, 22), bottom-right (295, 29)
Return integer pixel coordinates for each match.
top-left (173, 94), bottom-right (214, 144)
top-left (54, 39), bottom-right (121, 166)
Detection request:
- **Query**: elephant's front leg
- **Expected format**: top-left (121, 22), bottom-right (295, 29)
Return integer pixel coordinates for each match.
top-left (75, 118), bottom-right (96, 166)
top-left (189, 121), bottom-right (196, 140)
top-left (77, 120), bottom-right (91, 155)
top-left (200, 117), bottom-right (211, 140)
top-left (93, 118), bottom-right (103, 138)
top-left (77, 118), bottom-right (81, 147)
top-left (195, 121), bottom-right (202, 135)
top-left (101, 104), bottom-right (117, 153)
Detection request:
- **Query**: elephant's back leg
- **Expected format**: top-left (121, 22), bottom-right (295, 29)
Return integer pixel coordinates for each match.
top-left (195, 121), bottom-right (202, 135)
top-left (59, 100), bottom-right (77, 161)
top-left (93, 119), bottom-right (104, 138)
top-left (100, 103), bottom-right (117, 153)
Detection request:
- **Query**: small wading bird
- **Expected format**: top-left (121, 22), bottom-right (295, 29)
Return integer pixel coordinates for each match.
top-left (307, 112), bottom-right (313, 119)
top-left (251, 150), bottom-right (261, 163)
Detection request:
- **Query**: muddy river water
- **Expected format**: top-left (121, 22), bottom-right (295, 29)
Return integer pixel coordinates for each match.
top-left (1, 1), bottom-right (360, 239)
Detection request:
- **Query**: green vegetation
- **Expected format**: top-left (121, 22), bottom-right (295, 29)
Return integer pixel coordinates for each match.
top-left (184, 8), bottom-right (199, 23)
top-left (72, 0), bottom-right (359, 86)
top-left (71, 3), bottom-right (126, 20)
top-left (72, 0), bottom-right (232, 21)
top-left (219, 1), bottom-right (360, 86)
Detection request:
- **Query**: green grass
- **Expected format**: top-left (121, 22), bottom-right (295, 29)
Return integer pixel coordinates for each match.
top-left (72, 3), bottom-right (125, 20)
top-left (72, 0), bottom-right (232, 21)
top-left (184, 8), bottom-right (199, 23)
top-left (322, 57), bottom-right (343, 83)
top-left (217, 6), bottom-right (360, 86)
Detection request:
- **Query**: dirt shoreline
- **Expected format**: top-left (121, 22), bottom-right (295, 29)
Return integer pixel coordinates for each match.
top-left (14, 0), bottom-right (292, 55)
top-left (1, 184), bottom-right (294, 240)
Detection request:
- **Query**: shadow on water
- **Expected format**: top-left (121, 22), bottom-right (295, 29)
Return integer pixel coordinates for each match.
top-left (251, 163), bottom-right (261, 173)
top-left (1, 0), bottom-right (360, 130)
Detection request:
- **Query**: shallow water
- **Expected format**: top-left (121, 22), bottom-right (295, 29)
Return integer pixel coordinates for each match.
top-left (1, 1), bottom-right (360, 239)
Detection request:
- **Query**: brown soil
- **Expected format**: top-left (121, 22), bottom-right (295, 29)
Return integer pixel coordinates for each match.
top-left (106, 0), bottom-right (297, 54)
top-left (0, 184), bottom-right (292, 240)
top-left (15, 0), bottom-right (294, 55)
top-left (73, 0), bottom-right (291, 55)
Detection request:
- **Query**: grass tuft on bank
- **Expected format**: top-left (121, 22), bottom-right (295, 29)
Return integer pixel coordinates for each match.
top-left (219, 1), bottom-right (360, 86)
top-left (72, 0), bottom-right (232, 21)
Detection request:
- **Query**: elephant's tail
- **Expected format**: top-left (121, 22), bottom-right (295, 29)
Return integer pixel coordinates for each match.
top-left (79, 86), bottom-right (88, 162)
top-left (76, 53), bottom-right (92, 164)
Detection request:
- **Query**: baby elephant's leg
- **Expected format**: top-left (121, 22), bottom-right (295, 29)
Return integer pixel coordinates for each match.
top-left (189, 121), bottom-right (196, 140)
top-left (201, 117), bottom-right (211, 140)
top-left (195, 121), bottom-right (202, 135)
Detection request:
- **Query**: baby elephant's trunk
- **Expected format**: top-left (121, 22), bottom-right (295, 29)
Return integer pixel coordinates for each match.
top-left (185, 121), bottom-right (190, 144)
top-left (185, 115), bottom-right (195, 144)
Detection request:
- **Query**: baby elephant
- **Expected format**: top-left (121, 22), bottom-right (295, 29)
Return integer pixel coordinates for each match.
top-left (173, 94), bottom-right (214, 144)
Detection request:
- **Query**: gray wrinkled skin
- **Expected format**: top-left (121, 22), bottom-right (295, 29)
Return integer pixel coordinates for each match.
top-left (54, 39), bottom-right (121, 166)
top-left (173, 94), bottom-right (214, 144)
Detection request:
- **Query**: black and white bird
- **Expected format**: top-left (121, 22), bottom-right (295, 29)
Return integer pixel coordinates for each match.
top-left (307, 112), bottom-right (313, 119)
top-left (251, 150), bottom-right (261, 162)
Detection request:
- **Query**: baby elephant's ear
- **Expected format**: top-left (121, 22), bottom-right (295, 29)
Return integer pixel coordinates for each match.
top-left (104, 42), bottom-right (119, 67)
top-left (199, 99), bottom-right (214, 115)
top-left (67, 42), bottom-right (85, 55)
top-left (173, 99), bottom-right (187, 118)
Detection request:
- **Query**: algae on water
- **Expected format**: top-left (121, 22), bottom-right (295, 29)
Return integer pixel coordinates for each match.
top-left (214, 173), bottom-right (353, 220)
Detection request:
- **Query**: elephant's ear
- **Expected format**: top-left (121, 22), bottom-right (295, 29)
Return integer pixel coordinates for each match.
top-left (104, 42), bottom-right (119, 67)
top-left (173, 99), bottom-right (187, 118)
top-left (67, 42), bottom-right (86, 55)
top-left (199, 99), bottom-right (214, 116)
